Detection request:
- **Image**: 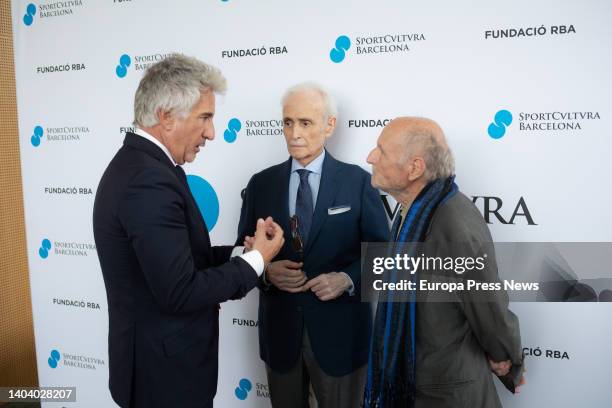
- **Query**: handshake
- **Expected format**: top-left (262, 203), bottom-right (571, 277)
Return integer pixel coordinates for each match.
top-left (243, 217), bottom-right (352, 301)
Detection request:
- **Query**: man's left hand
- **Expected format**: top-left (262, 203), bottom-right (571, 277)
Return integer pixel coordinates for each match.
top-left (243, 236), bottom-right (254, 251)
top-left (514, 368), bottom-right (527, 394)
top-left (303, 272), bottom-right (351, 301)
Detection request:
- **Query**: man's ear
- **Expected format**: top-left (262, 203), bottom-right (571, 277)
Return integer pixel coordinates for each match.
top-left (157, 109), bottom-right (175, 131)
top-left (408, 157), bottom-right (426, 181)
top-left (324, 115), bottom-right (336, 138)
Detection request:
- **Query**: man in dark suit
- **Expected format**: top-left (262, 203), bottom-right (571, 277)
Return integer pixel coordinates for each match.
top-left (93, 54), bottom-right (284, 408)
top-left (237, 83), bottom-right (389, 408)
top-left (364, 117), bottom-right (525, 408)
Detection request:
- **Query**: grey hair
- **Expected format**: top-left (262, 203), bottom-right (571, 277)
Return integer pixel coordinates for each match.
top-left (281, 82), bottom-right (338, 120)
top-left (423, 136), bottom-right (455, 181)
top-left (133, 54), bottom-right (227, 127)
top-left (404, 128), bottom-right (455, 182)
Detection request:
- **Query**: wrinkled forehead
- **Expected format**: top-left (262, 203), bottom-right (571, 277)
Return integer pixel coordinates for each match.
top-left (379, 124), bottom-right (423, 159)
top-left (380, 122), bottom-right (406, 146)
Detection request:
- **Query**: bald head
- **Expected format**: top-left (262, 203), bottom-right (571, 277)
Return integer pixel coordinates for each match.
top-left (388, 117), bottom-right (454, 181)
top-left (367, 116), bottom-right (455, 203)
top-left (390, 117), bottom-right (447, 150)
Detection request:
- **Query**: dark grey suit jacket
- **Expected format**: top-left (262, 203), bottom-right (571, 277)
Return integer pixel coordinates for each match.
top-left (414, 191), bottom-right (523, 408)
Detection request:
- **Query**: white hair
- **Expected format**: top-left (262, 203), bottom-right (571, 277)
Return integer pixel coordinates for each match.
top-left (281, 81), bottom-right (338, 120)
top-left (133, 53), bottom-right (226, 127)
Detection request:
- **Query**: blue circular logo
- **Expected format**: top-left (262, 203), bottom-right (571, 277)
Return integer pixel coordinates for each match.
top-left (48, 349), bottom-right (60, 368)
top-left (31, 135), bottom-right (41, 147)
top-left (23, 3), bottom-right (36, 26)
top-left (224, 118), bottom-right (242, 143)
top-left (116, 54), bottom-right (132, 78)
top-left (39, 238), bottom-right (52, 259)
top-left (31, 125), bottom-right (44, 147)
top-left (186, 175), bottom-right (219, 231)
top-left (487, 109), bottom-right (513, 139)
top-left (330, 35), bottom-right (351, 63)
top-left (234, 378), bottom-right (252, 400)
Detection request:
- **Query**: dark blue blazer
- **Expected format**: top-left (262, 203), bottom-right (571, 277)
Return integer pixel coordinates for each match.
top-left (93, 133), bottom-right (258, 408)
top-left (237, 151), bottom-right (389, 376)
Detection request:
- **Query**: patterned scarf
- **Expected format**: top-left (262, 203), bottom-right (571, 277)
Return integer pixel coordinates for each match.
top-left (364, 176), bottom-right (458, 408)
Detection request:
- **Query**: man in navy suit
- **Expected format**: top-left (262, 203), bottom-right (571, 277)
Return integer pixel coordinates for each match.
top-left (93, 54), bottom-right (284, 408)
top-left (237, 83), bottom-right (389, 408)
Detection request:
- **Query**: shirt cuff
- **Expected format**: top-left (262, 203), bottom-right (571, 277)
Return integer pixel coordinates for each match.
top-left (236, 248), bottom-right (264, 277)
top-left (230, 246), bottom-right (245, 258)
top-left (340, 272), bottom-right (355, 296)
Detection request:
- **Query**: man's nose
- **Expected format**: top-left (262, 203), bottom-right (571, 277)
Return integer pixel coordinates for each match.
top-left (366, 150), bottom-right (376, 164)
top-left (291, 125), bottom-right (305, 139)
top-left (204, 123), bottom-right (215, 142)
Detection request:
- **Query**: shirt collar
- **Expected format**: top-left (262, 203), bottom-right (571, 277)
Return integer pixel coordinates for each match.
top-left (133, 127), bottom-right (177, 167)
top-left (291, 149), bottom-right (325, 175)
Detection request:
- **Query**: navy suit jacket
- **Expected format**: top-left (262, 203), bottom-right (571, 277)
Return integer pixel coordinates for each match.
top-left (237, 151), bottom-right (389, 376)
top-left (93, 133), bottom-right (258, 408)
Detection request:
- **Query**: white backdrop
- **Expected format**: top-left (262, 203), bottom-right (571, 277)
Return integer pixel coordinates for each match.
top-left (11, 0), bottom-right (612, 406)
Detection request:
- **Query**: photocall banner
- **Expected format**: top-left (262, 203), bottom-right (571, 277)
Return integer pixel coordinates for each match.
top-left (11, 0), bottom-right (612, 406)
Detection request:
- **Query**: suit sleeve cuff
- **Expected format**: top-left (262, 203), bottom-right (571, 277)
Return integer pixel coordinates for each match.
top-left (236, 248), bottom-right (264, 277)
top-left (340, 272), bottom-right (355, 296)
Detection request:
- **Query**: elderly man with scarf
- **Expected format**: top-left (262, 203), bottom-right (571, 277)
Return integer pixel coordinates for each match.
top-left (363, 117), bottom-right (525, 408)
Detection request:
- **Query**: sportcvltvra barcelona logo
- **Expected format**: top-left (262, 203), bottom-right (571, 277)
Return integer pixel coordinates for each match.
top-left (31, 125), bottom-right (44, 147)
top-left (39, 238), bottom-right (52, 258)
top-left (116, 54), bottom-right (131, 78)
top-left (224, 118), bottom-right (242, 143)
top-left (488, 109), bottom-right (513, 139)
top-left (234, 378), bottom-right (252, 400)
top-left (23, 3), bottom-right (37, 26)
top-left (48, 349), bottom-right (61, 368)
top-left (330, 35), bottom-right (351, 63)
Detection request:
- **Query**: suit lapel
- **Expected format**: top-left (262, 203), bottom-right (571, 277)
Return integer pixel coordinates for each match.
top-left (305, 152), bottom-right (339, 252)
top-left (124, 132), bottom-right (211, 236)
top-left (276, 158), bottom-right (292, 240)
top-left (124, 132), bottom-right (188, 191)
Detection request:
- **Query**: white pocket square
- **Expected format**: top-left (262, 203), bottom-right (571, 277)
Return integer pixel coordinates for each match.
top-left (328, 205), bottom-right (351, 215)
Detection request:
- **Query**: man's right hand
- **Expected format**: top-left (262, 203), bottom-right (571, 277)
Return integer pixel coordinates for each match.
top-left (266, 260), bottom-right (306, 293)
top-left (489, 358), bottom-right (527, 394)
top-left (489, 358), bottom-right (511, 377)
top-left (252, 217), bottom-right (284, 264)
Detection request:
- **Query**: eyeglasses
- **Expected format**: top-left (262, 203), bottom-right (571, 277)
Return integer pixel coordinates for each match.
top-left (290, 215), bottom-right (304, 255)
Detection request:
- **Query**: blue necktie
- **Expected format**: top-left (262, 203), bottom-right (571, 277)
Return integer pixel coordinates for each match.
top-left (295, 169), bottom-right (313, 244)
